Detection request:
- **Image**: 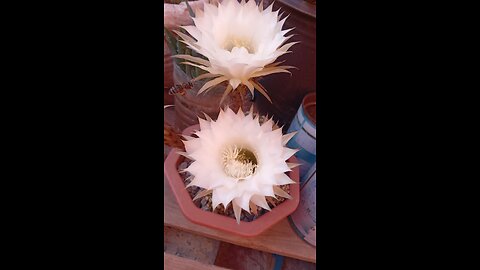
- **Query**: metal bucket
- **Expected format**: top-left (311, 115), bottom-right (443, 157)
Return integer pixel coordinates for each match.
top-left (286, 92), bottom-right (316, 180)
top-left (289, 162), bottom-right (316, 247)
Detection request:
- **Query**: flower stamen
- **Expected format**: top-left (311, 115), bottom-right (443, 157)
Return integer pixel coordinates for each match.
top-left (223, 37), bottom-right (255, 54)
top-left (222, 145), bottom-right (258, 179)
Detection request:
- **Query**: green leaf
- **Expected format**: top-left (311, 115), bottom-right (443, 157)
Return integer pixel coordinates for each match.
top-left (190, 50), bottom-right (206, 77)
top-left (184, 47), bottom-right (192, 78)
top-left (190, 49), bottom-right (198, 77)
top-left (176, 39), bottom-right (187, 72)
top-left (164, 27), bottom-right (177, 54)
top-left (176, 39), bottom-right (183, 54)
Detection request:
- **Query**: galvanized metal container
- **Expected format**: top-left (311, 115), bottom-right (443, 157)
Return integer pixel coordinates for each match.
top-left (289, 162), bottom-right (316, 247)
top-left (286, 92), bottom-right (316, 180)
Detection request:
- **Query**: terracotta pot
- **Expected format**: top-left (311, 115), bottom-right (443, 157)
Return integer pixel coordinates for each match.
top-left (164, 124), bottom-right (301, 237)
top-left (254, 0), bottom-right (316, 129)
top-left (173, 64), bottom-right (254, 131)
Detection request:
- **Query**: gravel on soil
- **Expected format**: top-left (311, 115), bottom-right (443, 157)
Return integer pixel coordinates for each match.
top-left (178, 160), bottom-right (291, 222)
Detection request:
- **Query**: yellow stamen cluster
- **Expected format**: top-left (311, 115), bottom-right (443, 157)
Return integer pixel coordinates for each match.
top-left (223, 37), bottom-right (255, 53)
top-left (221, 145), bottom-right (258, 179)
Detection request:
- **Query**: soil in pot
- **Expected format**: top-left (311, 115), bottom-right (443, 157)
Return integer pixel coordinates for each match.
top-left (178, 159), bottom-right (292, 222)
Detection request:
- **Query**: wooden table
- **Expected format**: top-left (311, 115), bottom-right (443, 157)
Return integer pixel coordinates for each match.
top-left (164, 174), bottom-right (316, 264)
top-left (164, 252), bottom-right (230, 270)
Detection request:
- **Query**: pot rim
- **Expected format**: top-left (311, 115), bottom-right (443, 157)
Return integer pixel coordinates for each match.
top-left (164, 124), bottom-right (301, 237)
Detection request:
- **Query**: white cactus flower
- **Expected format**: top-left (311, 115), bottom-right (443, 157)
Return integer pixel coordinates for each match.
top-left (173, 0), bottom-right (297, 102)
top-left (181, 107), bottom-right (299, 224)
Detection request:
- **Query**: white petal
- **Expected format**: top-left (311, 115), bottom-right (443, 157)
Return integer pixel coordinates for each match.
top-left (274, 173), bottom-right (296, 185)
top-left (282, 147), bottom-right (299, 160)
top-left (256, 184), bottom-right (275, 197)
top-left (174, 0), bottom-right (300, 224)
top-left (250, 195), bottom-right (271, 211)
top-left (197, 76), bottom-right (229, 94)
top-left (229, 78), bottom-right (241, 90)
top-left (232, 200), bottom-right (242, 224)
top-left (282, 131), bottom-right (297, 145)
top-left (236, 193), bottom-right (252, 213)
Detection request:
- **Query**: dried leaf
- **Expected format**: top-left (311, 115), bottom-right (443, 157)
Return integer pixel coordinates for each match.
top-left (192, 189), bottom-right (212, 201)
top-left (192, 72), bottom-right (221, 82)
top-left (198, 76), bottom-right (228, 94)
top-left (251, 80), bottom-right (272, 103)
top-left (249, 201), bottom-right (258, 215)
top-left (219, 84), bottom-right (233, 105)
top-left (266, 196), bottom-right (276, 207)
top-left (172, 54), bottom-right (210, 67)
top-left (273, 186), bottom-right (292, 199)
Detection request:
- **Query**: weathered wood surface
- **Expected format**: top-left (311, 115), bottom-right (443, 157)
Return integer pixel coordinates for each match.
top-left (164, 175), bottom-right (316, 263)
top-left (164, 252), bottom-right (230, 270)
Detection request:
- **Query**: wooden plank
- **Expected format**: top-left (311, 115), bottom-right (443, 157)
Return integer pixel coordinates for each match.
top-left (164, 252), bottom-right (230, 270)
top-left (214, 242), bottom-right (275, 270)
top-left (164, 175), bottom-right (316, 263)
top-left (164, 227), bottom-right (220, 264)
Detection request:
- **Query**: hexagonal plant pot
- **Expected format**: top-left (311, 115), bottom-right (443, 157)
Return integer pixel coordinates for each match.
top-left (164, 125), bottom-right (300, 237)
